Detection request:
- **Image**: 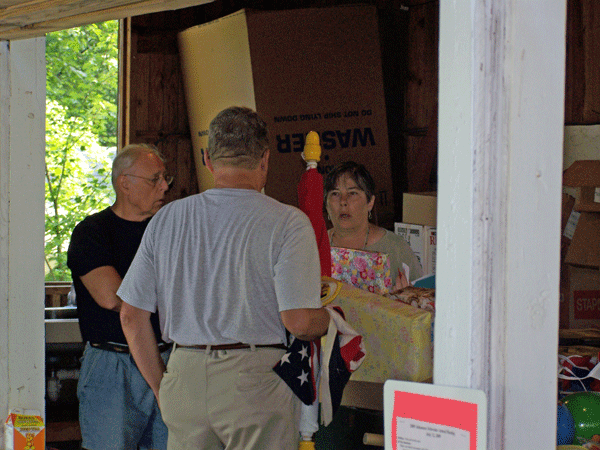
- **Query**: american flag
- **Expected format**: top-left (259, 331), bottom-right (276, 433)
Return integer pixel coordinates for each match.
top-left (273, 306), bottom-right (366, 423)
top-left (273, 335), bottom-right (319, 405)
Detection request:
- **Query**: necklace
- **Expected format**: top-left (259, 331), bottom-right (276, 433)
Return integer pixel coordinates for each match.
top-left (331, 225), bottom-right (370, 250)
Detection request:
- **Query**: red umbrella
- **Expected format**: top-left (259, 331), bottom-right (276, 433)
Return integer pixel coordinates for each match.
top-left (297, 131), bottom-right (331, 277)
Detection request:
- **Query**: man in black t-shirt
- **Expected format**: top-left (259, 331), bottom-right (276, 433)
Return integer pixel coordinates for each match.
top-left (67, 143), bottom-right (173, 450)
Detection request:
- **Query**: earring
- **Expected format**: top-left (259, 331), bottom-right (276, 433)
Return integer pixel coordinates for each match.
top-left (368, 211), bottom-right (372, 220)
top-left (327, 213), bottom-right (331, 221)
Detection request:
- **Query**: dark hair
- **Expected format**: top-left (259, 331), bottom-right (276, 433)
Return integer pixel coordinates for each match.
top-left (208, 106), bottom-right (269, 169)
top-left (323, 161), bottom-right (376, 201)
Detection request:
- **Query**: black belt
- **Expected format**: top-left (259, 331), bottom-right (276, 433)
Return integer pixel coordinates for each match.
top-left (90, 341), bottom-right (173, 354)
top-left (176, 343), bottom-right (287, 351)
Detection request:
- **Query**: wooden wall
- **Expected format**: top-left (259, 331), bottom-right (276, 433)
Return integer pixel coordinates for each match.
top-left (121, 10), bottom-right (202, 204)
top-left (565, 0), bottom-right (600, 125)
top-left (120, 0), bottom-right (440, 222)
top-left (121, 0), bottom-right (600, 217)
top-left (403, 1), bottom-right (438, 193)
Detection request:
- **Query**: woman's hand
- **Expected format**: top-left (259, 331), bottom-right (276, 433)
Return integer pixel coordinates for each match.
top-left (389, 269), bottom-right (411, 294)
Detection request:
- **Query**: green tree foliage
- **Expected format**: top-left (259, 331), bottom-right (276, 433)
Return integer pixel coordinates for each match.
top-left (45, 21), bottom-right (118, 281)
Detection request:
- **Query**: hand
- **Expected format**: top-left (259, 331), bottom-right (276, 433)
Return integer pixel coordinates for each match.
top-left (389, 270), bottom-right (410, 295)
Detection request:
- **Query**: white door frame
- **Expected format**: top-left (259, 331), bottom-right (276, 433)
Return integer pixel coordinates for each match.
top-left (0, 37), bottom-right (46, 428)
top-left (436, 1), bottom-right (566, 448)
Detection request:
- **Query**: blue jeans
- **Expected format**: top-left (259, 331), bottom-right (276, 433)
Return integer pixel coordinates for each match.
top-left (78, 343), bottom-right (171, 450)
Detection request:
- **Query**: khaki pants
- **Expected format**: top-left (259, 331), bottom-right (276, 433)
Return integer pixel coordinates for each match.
top-left (159, 345), bottom-right (301, 450)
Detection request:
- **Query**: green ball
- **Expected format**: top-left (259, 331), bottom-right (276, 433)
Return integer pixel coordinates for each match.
top-left (563, 392), bottom-right (600, 443)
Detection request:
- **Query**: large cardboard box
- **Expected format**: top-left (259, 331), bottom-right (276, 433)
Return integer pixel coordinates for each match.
top-left (394, 222), bottom-right (436, 276)
top-left (178, 6), bottom-right (395, 223)
top-left (561, 188), bottom-right (600, 328)
top-left (402, 192), bottom-right (437, 226)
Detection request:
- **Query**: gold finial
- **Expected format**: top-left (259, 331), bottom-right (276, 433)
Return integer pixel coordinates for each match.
top-left (302, 131), bottom-right (321, 167)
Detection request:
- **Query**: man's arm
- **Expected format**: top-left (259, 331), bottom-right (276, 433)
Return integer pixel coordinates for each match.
top-left (80, 266), bottom-right (123, 311)
top-left (120, 301), bottom-right (165, 402)
top-left (280, 307), bottom-right (330, 341)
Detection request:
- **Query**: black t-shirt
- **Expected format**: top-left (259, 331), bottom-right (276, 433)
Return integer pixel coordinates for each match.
top-left (67, 207), bottom-right (163, 344)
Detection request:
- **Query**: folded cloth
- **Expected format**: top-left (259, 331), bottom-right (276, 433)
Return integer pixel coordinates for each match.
top-left (319, 306), bottom-right (366, 425)
top-left (272, 335), bottom-right (319, 406)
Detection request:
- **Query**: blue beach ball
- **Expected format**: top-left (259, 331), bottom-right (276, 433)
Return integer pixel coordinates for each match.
top-left (558, 402), bottom-right (575, 445)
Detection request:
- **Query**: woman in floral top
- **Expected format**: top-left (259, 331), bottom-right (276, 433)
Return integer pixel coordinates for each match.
top-left (324, 161), bottom-right (423, 291)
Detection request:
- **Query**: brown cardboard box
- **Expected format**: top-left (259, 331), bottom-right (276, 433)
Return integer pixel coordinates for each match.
top-left (563, 160), bottom-right (600, 212)
top-left (402, 192), bottom-right (437, 226)
top-left (559, 193), bottom-right (576, 328)
top-left (178, 6), bottom-right (395, 223)
top-left (565, 212), bottom-right (600, 268)
top-left (565, 265), bottom-right (600, 329)
top-left (561, 188), bottom-right (600, 328)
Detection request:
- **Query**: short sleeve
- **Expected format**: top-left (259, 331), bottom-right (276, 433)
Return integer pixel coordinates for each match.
top-left (67, 218), bottom-right (114, 277)
top-left (273, 209), bottom-right (322, 312)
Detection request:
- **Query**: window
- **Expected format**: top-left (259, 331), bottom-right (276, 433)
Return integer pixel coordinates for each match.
top-left (44, 21), bottom-right (119, 281)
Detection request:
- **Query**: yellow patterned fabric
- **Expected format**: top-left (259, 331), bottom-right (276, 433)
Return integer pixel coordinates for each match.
top-left (330, 282), bottom-right (433, 383)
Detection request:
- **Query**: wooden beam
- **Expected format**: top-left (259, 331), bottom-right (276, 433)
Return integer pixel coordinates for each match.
top-left (0, 0), bottom-right (214, 40)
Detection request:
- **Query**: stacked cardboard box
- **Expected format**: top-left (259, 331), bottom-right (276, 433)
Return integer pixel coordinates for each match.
top-left (561, 160), bottom-right (600, 329)
top-left (395, 192), bottom-right (437, 276)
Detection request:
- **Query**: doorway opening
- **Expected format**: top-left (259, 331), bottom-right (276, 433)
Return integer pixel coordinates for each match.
top-left (44, 21), bottom-right (119, 282)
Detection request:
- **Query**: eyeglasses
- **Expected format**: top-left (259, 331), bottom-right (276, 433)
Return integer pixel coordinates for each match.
top-left (123, 173), bottom-right (174, 187)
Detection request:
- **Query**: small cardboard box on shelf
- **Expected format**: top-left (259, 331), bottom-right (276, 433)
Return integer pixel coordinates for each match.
top-left (4, 409), bottom-right (45, 450)
top-left (402, 192), bottom-right (437, 227)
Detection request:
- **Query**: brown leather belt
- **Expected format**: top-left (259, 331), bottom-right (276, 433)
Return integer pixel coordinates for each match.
top-left (176, 342), bottom-right (287, 351)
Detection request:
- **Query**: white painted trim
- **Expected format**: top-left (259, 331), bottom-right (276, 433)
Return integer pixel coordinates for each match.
top-left (0, 37), bottom-right (46, 434)
top-left (436, 1), bottom-right (565, 448)
top-left (0, 39), bottom-right (10, 434)
top-left (503, 1), bottom-right (565, 448)
top-left (435, 0), bottom-right (474, 386)
top-left (472, 2), bottom-right (509, 449)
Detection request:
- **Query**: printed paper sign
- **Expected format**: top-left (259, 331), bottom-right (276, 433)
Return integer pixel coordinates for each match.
top-left (395, 417), bottom-right (470, 450)
top-left (384, 380), bottom-right (486, 450)
top-left (390, 390), bottom-right (479, 450)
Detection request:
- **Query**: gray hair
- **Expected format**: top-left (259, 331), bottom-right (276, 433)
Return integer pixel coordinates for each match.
top-left (112, 143), bottom-right (165, 189)
top-left (207, 106), bottom-right (269, 169)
